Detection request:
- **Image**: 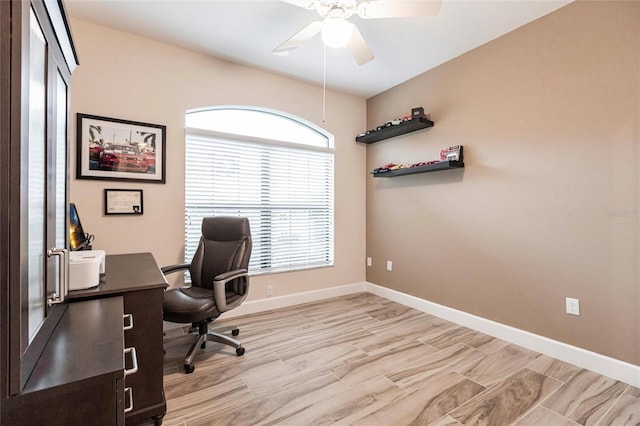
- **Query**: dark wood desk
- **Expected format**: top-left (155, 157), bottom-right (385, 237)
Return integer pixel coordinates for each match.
top-left (69, 253), bottom-right (168, 426)
top-left (2, 298), bottom-right (126, 425)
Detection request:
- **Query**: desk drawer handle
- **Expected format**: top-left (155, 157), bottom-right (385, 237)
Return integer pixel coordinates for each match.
top-left (124, 387), bottom-right (134, 413)
top-left (124, 347), bottom-right (138, 377)
top-left (123, 314), bottom-right (134, 331)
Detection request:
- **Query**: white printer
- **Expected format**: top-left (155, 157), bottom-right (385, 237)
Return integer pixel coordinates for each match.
top-left (69, 250), bottom-right (105, 290)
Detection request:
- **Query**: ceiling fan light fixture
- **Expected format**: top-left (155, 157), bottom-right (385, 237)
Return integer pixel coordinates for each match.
top-left (321, 17), bottom-right (353, 48)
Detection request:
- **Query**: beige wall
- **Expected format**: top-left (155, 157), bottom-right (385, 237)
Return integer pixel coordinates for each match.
top-left (69, 19), bottom-right (367, 299)
top-left (365, 1), bottom-right (639, 365)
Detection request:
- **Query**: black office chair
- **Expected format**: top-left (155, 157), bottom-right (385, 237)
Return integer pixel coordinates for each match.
top-left (162, 216), bottom-right (251, 374)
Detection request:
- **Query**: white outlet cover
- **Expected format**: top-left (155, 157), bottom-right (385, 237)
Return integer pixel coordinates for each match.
top-left (386, 261), bottom-right (393, 271)
top-left (566, 297), bottom-right (580, 315)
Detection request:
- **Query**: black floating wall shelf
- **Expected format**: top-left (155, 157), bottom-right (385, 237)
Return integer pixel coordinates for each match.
top-left (356, 116), bottom-right (434, 144)
top-left (371, 160), bottom-right (464, 178)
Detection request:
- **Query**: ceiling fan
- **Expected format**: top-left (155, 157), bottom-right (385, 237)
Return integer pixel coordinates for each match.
top-left (273, 0), bottom-right (442, 65)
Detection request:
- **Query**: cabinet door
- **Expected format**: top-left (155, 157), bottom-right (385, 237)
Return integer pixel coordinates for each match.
top-left (6, 0), bottom-right (76, 395)
top-left (24, 2), bottom-right (69, 348)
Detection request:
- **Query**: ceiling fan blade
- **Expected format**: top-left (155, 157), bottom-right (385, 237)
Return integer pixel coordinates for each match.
top-left (273, 21), bottom-right (323, 55)
top-left (346, 25), bottom-right (374, 65)
top-left (357, 0), bottom-right (442, 19)
top-left (280, 0), bottom-right (318, 10)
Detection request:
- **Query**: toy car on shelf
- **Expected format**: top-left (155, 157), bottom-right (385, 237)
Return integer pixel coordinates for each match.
top-left (440, 145), bottom-right (463, 162)
top-left (372, 163), bottom-right (398, 174)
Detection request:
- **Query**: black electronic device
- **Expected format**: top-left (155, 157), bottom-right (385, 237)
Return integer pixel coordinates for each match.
top-left (411, 107), bottom-right (425, 118)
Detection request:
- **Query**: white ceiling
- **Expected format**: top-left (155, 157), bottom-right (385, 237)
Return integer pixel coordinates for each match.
top-left (65, 0), bottom-right (572, 98)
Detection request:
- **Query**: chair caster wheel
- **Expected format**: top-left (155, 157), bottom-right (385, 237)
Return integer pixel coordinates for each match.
top-left (232, 328), bottom-right (240, 336)
top-left (184, 364), bottom-right (195, 374)
top-left (236, 347), bottom-right (245, 356)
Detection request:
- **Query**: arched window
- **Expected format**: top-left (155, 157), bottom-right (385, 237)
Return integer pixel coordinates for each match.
top-left (185, 106), bottom-right (334, 274)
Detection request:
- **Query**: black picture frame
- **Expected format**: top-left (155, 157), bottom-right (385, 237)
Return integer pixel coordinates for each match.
top-left (76, 113), bottom-right (166, 183)
top-left (104, 189), bottom-right (144, 215)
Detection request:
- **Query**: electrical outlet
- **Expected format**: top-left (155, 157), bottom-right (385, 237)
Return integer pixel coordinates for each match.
top-left (386, 261), bottom-right (393, 271)
top-left (566, 297), bottom-right (580, 315)
top-left (367, 257), bottom-right (372, 267)
top-left (266, 285), bottom-right (273, 297)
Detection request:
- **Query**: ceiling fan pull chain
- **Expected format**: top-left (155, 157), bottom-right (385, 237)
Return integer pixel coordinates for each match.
top-left (322, 42), bottom-right (327, 123)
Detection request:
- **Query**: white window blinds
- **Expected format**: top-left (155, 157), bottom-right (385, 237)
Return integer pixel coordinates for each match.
top-left (185, 128), bottom-right (334, 275)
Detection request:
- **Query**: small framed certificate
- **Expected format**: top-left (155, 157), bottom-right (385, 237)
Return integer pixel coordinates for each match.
top-left (104, 189), bottom-right (144, 215)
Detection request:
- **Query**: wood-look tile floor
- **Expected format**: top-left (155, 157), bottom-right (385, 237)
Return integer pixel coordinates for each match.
top-left (161, 293), bottom-right (639, 426)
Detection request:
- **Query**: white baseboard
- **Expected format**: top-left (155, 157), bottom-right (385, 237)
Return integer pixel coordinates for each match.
top-left (163, 280), bottom-right (639, 387)
top-left (365, 282), bottom-right (640, 387)
top-left (219, 282), bottom-right (368, 319)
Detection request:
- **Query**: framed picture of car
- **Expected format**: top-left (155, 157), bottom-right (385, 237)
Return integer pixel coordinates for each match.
top-left (76, 113), bottom-right (166, 183)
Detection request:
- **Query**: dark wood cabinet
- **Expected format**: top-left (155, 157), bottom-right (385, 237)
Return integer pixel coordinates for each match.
top-left (2, 298), bottom-right (126, 426)
top-left (68, 253), bottom-right (168, 425)
top-left (1, 253), bottom-right (168, 425)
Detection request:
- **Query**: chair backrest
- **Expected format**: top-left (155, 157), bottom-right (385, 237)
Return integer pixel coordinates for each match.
top-left (189, 216), bottom-right (252, 290)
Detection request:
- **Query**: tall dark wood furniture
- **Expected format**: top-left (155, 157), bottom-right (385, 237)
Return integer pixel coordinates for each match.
top-left (68, 253), bottom-right (168, 425)
top-left (0, 0), bottom-right (82, 421)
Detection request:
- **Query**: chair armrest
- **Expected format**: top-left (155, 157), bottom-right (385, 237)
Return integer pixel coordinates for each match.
top-left (161, 263), bottom-right (191, 275)
top-left (213, 269), bottom-right (249, 312)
